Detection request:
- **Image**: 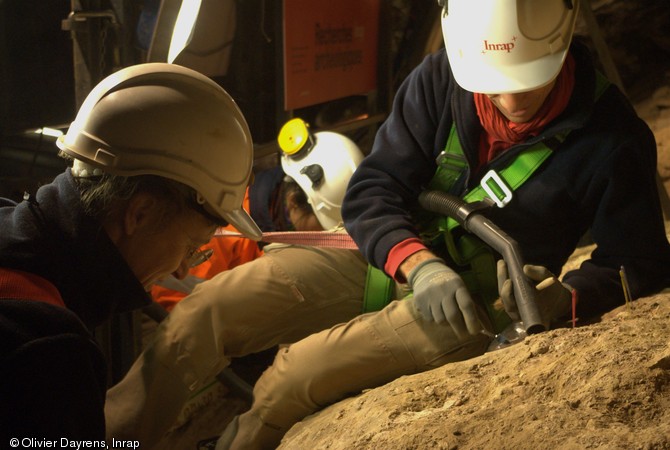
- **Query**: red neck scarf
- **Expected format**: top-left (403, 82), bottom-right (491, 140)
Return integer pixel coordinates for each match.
top-left (474, 53), bottom-right (575, 165)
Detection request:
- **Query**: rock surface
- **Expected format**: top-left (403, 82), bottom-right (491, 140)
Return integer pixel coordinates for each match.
top-left (280, 292), bottom-right (670, 450)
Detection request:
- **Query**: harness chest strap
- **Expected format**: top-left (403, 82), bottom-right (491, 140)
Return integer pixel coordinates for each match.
top-left (0, 267), bottom-right (65, 307)
top-left (363, 128), bottom-right (559, 313)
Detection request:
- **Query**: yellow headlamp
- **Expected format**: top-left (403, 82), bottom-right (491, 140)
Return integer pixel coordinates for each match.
top-left (278, 118), bottom-right (314, 156)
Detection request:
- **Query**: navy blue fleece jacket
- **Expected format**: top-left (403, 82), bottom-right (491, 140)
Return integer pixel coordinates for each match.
top-left (0, 170), bottom-right (151, 440)
top-left (342, 42), bottom-right (670, 318)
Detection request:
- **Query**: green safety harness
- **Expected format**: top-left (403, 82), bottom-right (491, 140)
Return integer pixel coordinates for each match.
top-left (363, 72), bottom-right (611, 333)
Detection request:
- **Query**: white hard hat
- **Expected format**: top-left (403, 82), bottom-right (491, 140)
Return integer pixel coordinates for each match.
top-left (441, 0), bottom-right (580, 94)
top-left (57, 62), bottom-right (262, 240)
top-left (278, 118), bottom-right (364, 230)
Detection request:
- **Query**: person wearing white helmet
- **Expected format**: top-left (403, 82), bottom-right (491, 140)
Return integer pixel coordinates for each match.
top-left (104, 118), bottom-right (371, 447)
top-left (0, 62), bottom-right (260, 441)
top-left (150, 117), bottom-right (366, 310)
top-left (216, 0), bottom-right (670, 448)
top-left (279, 118), bottom-right (364, 230)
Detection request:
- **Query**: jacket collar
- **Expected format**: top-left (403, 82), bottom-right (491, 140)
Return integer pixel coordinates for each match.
top-left (0, 170), bottom-right (151, 330)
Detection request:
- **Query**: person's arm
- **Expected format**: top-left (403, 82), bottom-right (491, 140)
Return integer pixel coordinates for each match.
top-left (397, 248), bottom-right (440, 281)
top-left (342, 50), bottom-right (456, 271)
top-left (562, 90), bottom-right (670, 317)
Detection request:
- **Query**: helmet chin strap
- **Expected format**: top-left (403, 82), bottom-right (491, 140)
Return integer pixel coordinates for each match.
top-left (71, 159), bottom-right (104, 178)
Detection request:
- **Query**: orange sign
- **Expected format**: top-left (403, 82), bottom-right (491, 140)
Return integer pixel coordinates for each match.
top-left (283, 0), bottom-right (380, 110)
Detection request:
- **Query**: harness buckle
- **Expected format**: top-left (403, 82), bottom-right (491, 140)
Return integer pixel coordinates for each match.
top-left (481, 170), bottom-right (513, 207)
top-left (435, 151), bottom-right (467, 171)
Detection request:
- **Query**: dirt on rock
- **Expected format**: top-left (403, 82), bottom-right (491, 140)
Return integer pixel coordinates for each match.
top-left (280, 292), bottom-right (670, 450)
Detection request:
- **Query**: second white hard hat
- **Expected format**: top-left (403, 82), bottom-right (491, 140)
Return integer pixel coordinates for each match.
top-left (278, 118), bottom-right (364, 230)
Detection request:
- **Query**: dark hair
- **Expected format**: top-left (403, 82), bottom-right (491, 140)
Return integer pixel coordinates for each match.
top-left (74, 173), bottom-right (197, 231)
top-left (281, 177), bottom-right (311, 211)
top-left (270, 177), bottom-right (315, 231)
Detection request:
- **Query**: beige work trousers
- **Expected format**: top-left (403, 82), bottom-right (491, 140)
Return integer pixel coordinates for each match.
top-left (105, 244), bottom-right (368, 448)
top-left (226, 297), bottom-right (492, 450)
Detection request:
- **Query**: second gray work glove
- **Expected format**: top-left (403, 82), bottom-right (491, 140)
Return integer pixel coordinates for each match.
top-left (497, 260), bottom-right (573, 328)
top-left (408, 258), bottom-right (483, 340)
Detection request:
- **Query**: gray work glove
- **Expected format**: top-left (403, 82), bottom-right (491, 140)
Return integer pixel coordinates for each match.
top-left (408, 258), bottom-right (483, 340)
top-left (497, 260), bottom-right (573, 328)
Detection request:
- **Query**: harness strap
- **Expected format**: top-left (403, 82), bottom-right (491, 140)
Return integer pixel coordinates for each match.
top-left (363, 265), bottom-right (395, 313)
top-left (0, 267), bottom-right (65, 307)
top-left (215, 229), bottom-right (358, 249)
top-left (443, 144), bottom-right (554, 231)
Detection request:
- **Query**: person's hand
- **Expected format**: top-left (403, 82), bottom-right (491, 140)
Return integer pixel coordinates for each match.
top-left (497, 260), bottom-right (573, 328)
top-left (408, 258), bottom-right (483, 339)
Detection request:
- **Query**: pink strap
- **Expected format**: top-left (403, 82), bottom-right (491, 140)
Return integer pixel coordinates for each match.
top-left (215, 229), bottom-right (359, 250)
